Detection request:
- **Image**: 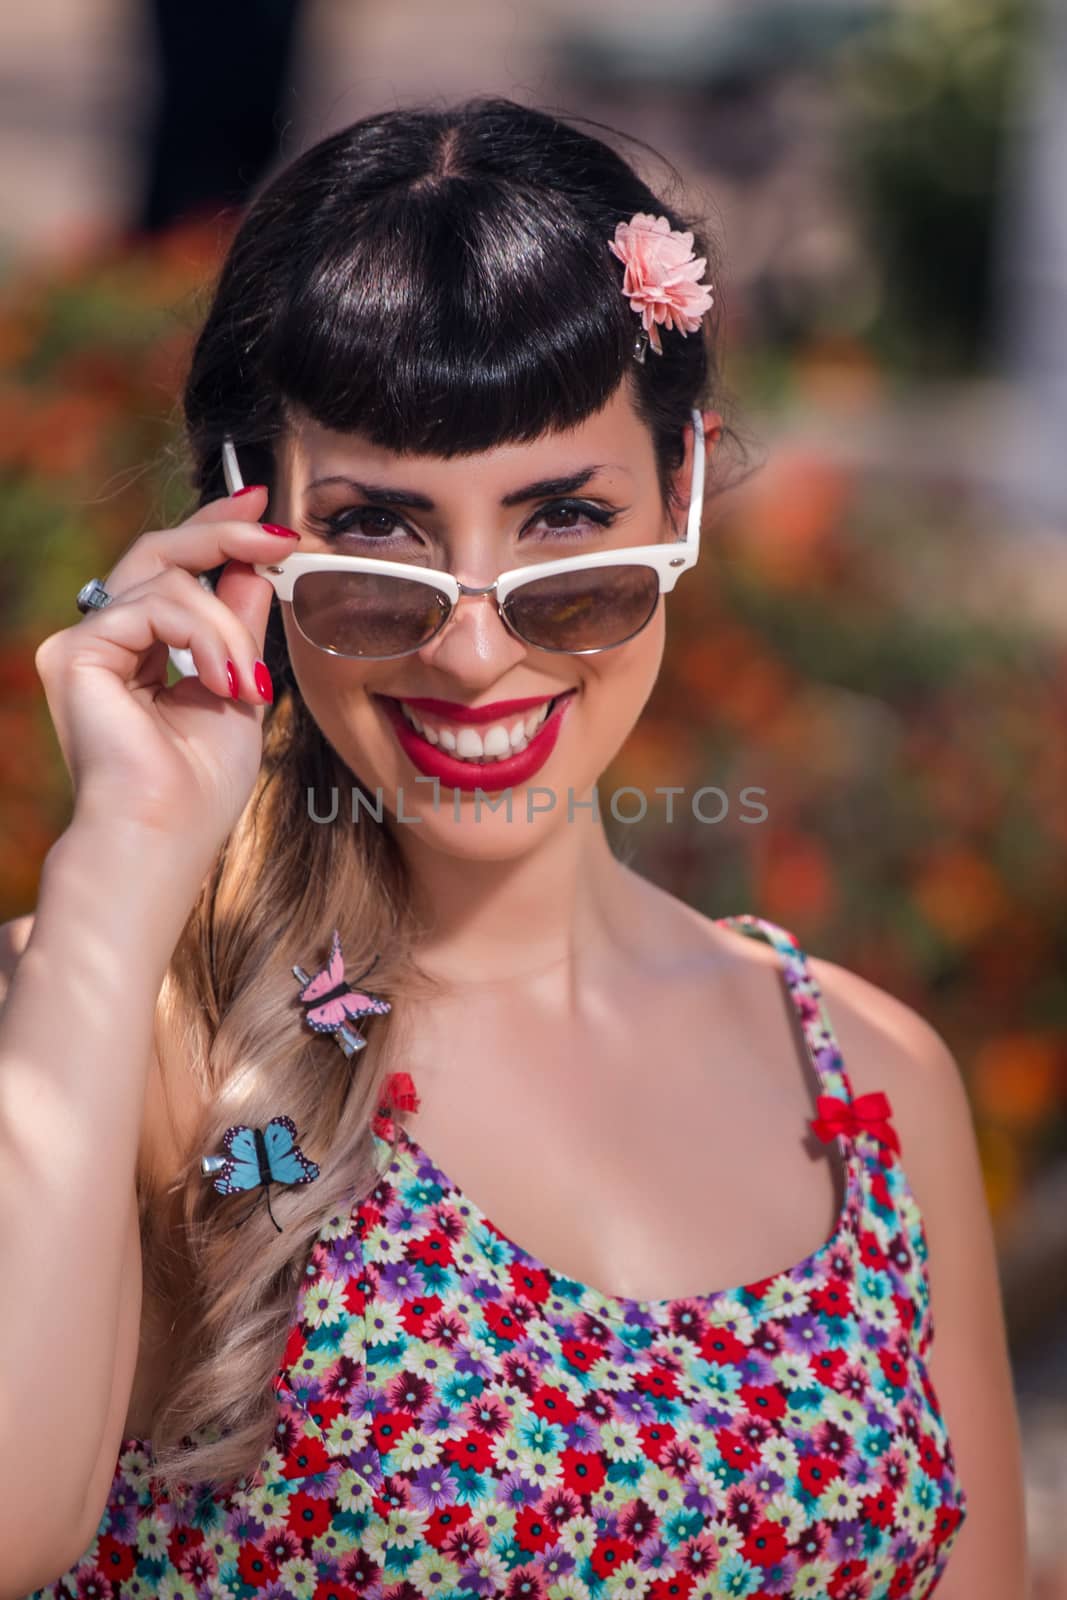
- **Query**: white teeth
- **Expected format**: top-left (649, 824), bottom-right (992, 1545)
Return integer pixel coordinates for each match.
top-left (396, 696), bottom-right (561, 764)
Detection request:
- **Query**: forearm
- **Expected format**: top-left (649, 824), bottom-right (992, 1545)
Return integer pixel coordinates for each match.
top-left (0, 821), bottom-right (200, 1546)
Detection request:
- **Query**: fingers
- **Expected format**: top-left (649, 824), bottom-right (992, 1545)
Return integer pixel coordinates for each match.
top-left (101, 489), bottom-right (301, 605)
top-left (42, 564), bottom-right (275, 705)
top-left (182, 483), bottom-right (269, 524)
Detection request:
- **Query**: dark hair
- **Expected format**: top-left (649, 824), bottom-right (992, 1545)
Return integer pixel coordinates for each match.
top-left (142, 100), bottom-right (743, 1498)
top-left (182, 96), bottom-right (740, 686)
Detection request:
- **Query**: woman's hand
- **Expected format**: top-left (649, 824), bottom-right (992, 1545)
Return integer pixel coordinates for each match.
top-left (33, 485), bottom-right (297, 879)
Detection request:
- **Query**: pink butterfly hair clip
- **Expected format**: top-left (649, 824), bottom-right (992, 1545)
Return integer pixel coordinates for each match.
top-left (608, 211), bottom-right (714, 361)
top-left (293, 928), bottom-right (391, 1058)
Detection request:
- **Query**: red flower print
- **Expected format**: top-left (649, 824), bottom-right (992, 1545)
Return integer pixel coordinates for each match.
top-left (484, 1301), bottom-right (526, 1341)
top-left (590, 1534), bottom-right (638, 1577)
top-left (648, 1577), bottom-right (697, 1598)
top-left (287, 1487), bottom-right (335, 1540)
top-left (634, 1363), bottom-right (683, 1401)
top-left (862, 1485), bottom-right (898, 1527)
top-left (919, 1432), bottom-right (946, 1479)
top-left (95, 1534), bottom-right (137, 1580)
top-left (531, 1384), bottom-right (580, 1425)
top-left (372, 1410), bottom-right (418, 1453)
top-left (889, 1560), bottom-right (916, 1596)
top-left (237, 1543), bottom-right (279, 1584)
top-left (509, 1262), bottom-right (552, 1303)
top-left (560, 1336), bottom-right (597, 1371)
top-left (347, 1267), bottom-right (375, 1318)
top-left (515, 1505), bottom-right (557, 1553)
top-left (408, 1229), bottom-right (455, 1271)
top-left (797, 1453), bottom-right (842, 1494)
top-left (443, 1430), bottom-right (496, 1473)
top-left (742, 1519), bottom-right (789, 1566)
top-left (423, 1502), bottom-right (473, 1549)
top-left (399, 1290), bottom-right (444, 1336)
top-left (282, 1423), bottom-right (333, 1478)
top-left (858, 1227), bottom-right (890, 1270)
top-left (638, 1420), bottom-right (678, 1460)
top-left (810, 1276), bottom-right (854, 1318)
top-left (167, 1525), bottom-right (207, 1565)
top-left (714, 1428), bottom-right (761, 1473)
top-left (699, 1326), bottom-right (749, 1365)
top-left (561, 1447), bottom-right (607, 1497)
top-left (877, 1348), bottom-right (910, 1389)
top-left (739, 1383), bottom-right (788, 1421)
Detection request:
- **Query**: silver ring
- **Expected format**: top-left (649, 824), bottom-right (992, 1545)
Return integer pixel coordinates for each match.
top-left (76, 578), bottom-right (113, 614)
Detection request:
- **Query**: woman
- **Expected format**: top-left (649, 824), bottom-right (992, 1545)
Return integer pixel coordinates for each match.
top-left (0, 99), bottom-right (1026, 1597)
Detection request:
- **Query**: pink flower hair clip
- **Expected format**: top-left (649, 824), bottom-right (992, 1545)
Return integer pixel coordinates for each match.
top-left (608, 211), bottom-right (714, 361)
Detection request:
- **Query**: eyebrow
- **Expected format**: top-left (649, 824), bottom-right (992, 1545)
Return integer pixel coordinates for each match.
top-left (303, 467), bottom-right (619, 508)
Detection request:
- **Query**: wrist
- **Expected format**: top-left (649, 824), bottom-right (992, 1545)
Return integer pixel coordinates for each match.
top-left (41, 817), bottom-right (211, 933)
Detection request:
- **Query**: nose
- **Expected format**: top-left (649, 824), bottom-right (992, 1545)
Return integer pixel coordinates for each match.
top-left (414, 586), bottom-right (528, 680)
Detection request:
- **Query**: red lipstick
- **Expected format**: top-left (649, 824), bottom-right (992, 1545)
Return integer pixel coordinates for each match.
top-left (375, 690), bottom-right (577, 794)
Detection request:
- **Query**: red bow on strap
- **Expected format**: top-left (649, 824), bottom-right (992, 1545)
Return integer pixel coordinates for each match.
top-left (810, 1090), bottom-right (900, 1155)
top-left (379, 1070), bottom-right (421, 1115)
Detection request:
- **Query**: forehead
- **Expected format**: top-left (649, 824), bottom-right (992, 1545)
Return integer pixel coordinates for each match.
top-left (277, 382), bottom-right (654, 492)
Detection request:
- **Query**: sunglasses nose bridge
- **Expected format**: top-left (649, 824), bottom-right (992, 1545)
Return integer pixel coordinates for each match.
top-left (453, 578), bottom-right (500, 598)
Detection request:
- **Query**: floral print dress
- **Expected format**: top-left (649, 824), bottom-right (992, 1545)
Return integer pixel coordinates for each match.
top-left (32, 914), bottom-right (968, 1599)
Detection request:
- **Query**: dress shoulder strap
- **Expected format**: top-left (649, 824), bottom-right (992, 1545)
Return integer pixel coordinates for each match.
top-left (713, 913), bottom-right (853, 1102)
top-left (714, 913), bottom-right (904, 1165)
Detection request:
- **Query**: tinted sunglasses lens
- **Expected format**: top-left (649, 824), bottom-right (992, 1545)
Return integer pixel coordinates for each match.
top-left (292, 571), bottom-right (449, 659)
top-left (503, 564), bottom-right (660, 651)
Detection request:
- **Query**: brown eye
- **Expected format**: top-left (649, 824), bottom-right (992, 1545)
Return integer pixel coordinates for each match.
top-left (315, 507), bottom-right (411, 540)
top-left (527, 499), bottom-right (618, 540)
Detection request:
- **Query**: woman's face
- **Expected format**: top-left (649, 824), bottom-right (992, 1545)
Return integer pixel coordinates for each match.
top-left (270, 382), bottom-right (718, 862)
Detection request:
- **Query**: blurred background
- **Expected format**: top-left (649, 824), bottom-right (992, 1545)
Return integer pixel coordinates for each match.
top-left (0, 0), bottom-right (1065, 1587)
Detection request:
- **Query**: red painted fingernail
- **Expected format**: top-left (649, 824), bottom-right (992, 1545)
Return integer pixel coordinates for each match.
top-left (253, 660), bottom-right (273, 703)
top-left (260, 522), bottom-right (301, 539)
top-left (233, 485), bottom-right (265, 498)
top-left (225, 659), bottom-right (239, 699)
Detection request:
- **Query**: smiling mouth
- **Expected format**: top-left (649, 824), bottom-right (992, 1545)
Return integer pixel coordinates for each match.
top-left (376, 690), bottom-right (576, 764)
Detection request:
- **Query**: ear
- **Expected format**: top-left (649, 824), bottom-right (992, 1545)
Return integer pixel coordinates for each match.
top-left (669, 409), bottom-right (723, 535)
top-left (701, 409), bottom-right (724, 458)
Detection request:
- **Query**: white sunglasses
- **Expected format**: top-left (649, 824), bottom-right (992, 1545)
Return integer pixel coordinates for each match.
top-left (221, 407), bottom-right (706, 659)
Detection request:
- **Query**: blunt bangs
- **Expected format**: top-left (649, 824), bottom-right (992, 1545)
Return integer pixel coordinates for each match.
top-left (265, 178), bottom-right (635, 456)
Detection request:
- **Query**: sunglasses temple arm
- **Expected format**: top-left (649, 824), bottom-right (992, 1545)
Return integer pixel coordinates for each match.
top-left (222, 436), bottom-right (245, 497)
top-left (686, 408), bottom-right (706, 553)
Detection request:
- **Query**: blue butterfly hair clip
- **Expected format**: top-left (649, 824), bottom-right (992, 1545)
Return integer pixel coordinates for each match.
top-left (201, 1115), bottom-right (319, 1233)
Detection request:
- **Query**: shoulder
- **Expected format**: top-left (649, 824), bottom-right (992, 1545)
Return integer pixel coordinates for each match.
top-left (802, 948), bottom-right (985, 1249)
top-left (805, 950), bottom-right (1029, 1589)
top-left (803, 949), bottom-right (976, 1183)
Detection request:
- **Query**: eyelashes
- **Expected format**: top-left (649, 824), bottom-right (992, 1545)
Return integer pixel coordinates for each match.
top-left (307, 498), bottom-right (621, 544)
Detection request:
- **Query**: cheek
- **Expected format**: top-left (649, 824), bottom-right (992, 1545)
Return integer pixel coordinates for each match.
top-left (283, 615), bottom-right (381, 759)
top-left (578, 606), bottom-right (667, 766)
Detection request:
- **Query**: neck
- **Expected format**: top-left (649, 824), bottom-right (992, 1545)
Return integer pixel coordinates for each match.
top-left (392, 792), bottom-right (643, 998)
